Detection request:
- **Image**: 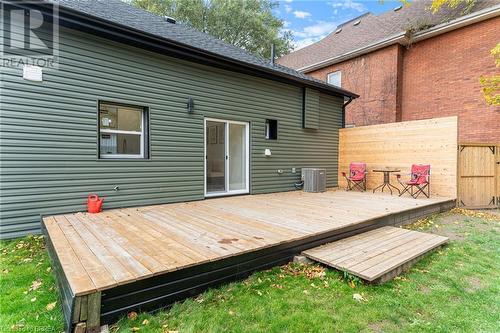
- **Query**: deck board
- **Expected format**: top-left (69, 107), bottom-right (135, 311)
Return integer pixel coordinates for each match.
top-left (302, 226), bottom-right (448, 281)
top-left (43, 190), bottom-right (452, 295)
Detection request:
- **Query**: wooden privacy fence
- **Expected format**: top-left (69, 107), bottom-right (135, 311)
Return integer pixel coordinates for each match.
top-left (458, 143), bottom-right (500, 208)
top-left (339, 117), bottom-right (458, 198)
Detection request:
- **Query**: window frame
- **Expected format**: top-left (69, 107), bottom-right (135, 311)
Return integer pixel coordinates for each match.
top-left (98, 101), bottom-right (149, 160)
top-left (265, 119), bottom-right (278, 140)
top-left (327, 70), bottom-right (342, 87)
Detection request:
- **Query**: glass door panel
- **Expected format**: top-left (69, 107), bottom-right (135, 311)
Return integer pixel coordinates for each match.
top-left (206, 121), bottom-right (226, 194)
top-left (229, 123), bottom-right (247, 191)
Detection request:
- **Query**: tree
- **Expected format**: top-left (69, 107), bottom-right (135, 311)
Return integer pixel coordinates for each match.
top-left (429, 0), bottom-right (476, 13)
top-left (479, 44), bottom-right (500, 106)
top-left (131, 0), bottom-right (293, 59)
top-left (429, 0), bottom-right (499, 105)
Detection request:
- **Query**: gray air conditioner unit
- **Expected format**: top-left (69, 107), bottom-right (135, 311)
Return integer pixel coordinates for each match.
top-left (302, 168), bottom-right (326, 193)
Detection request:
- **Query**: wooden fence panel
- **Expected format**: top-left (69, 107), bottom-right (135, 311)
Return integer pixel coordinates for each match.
top-left (339, 117), bottom-right (458, 198)
top-left (458, 144), bottom-right (499, 208)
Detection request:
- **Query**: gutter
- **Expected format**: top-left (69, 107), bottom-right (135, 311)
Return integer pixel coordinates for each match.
top-left (299, 4), bottom-right (500, 73)
top-left (341, 96), bottom-right (354, 128)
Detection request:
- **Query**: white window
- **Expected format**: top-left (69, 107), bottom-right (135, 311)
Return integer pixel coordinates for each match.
top-left (99, 102), bottom-right (147, 159)
top-left (327, 71), bottom-right (341, 87)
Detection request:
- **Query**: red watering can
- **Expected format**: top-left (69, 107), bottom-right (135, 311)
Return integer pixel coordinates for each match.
top-left (87, 194), bottom-right (103, 213)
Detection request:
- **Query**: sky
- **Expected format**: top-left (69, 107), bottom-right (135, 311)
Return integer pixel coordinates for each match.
top-left (275, 0), bottom-right (403, 50)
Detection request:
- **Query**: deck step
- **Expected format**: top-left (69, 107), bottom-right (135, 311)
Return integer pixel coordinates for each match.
top-left (302, 226), bottom-right (448, 283)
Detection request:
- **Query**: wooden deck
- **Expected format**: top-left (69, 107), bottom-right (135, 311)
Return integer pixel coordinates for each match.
top-left (302, 226), bottom-right (448, 282)
top-left (42, 190), bottom-right (454, 331)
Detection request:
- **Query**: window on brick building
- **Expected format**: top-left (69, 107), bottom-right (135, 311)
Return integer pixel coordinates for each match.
top-left (327, 71), bottom-right (341, 87)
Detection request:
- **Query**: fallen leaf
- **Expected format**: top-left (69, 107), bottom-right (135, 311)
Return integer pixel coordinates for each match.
top-left (228, 310), bottom-right (235, 316)
top-left (30, 279), bottom-right (42, 291)
top-left (109, 324), bottom-right (120, 333)
top-left (46, 301), bottom-right (57, 311)
top-left (353, 293), bottom-right (365, 302)
top-left (348, 280), bottom-right (356, 289)
top-left (168, 331), bottom-right (179, 333)
top-left (142, 319), bottom-right (149, 325)
top-left (30, 297), bottom-right (37, 302)
top-left (131, 327), bottom-right (140, 332)
top-left (46, 267), bottom-right (52, 272)
top-left (11, 323), bottom-right (25, 331)
top-left (127, 311), bottom-right (138, 320)
top-left (256, 290), bottom-right (263, 296)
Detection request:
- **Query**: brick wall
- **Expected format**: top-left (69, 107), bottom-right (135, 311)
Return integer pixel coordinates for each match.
top-left (307, 44), bottom-right (401, 126)
top-left (402, 17), bottom-right (499, 143)
top-left (306, 17), bottom-right (500, 143)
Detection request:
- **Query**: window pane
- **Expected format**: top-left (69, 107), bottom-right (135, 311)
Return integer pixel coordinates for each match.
top-left (265, 119), bottom-right (277, 140)
top-left (206, 121), bottom-right (226, 193)
top-left (327, 71), bottom-right (341, 87)
top-left (229, 123), bottom-right (246, 191)
top-left (100, 104), bottom-right (142, 132)
top-left (100, 133), bottom-right (141, 155)
top-left (100, 105), bottom-right (118, 130)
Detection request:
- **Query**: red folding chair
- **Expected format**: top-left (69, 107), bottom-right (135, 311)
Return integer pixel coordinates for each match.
top-left (396, 164), bottom-right (430, 198)
top-left (342, 162), bottom-right (367, 191)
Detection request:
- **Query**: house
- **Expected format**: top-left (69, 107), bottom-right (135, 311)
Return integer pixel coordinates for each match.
top-left (0, 0), bottom-right (358, 239)
top-left (277, 0), bottom-right (500, 144)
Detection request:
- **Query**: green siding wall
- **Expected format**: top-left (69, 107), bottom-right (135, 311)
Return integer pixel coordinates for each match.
top-left (303, 88), bottom-right (320, 129)
top-left (0, 27), bottom-right (343, 239)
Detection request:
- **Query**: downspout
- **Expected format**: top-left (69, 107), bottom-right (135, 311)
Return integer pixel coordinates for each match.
top-left (342, 96), bottom-right (354, 128)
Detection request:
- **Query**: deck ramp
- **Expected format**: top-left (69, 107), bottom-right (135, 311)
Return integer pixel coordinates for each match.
top-left (302, 226), bottom-right (448, 283)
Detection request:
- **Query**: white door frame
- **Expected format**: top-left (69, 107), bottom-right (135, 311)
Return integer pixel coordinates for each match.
top-left (204, 118), bottom-right (250, 197)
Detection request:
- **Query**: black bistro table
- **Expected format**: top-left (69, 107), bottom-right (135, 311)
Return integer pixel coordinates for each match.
top-left (372, 168), bottom-right (401, 195)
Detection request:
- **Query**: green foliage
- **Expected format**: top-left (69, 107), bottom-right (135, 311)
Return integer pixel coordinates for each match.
top-left (342, 270), bottom-right (362, 287)
top-left (0, 236), bottom-right (63, 332)
top-left (131, 0), bottom-right (293, 59)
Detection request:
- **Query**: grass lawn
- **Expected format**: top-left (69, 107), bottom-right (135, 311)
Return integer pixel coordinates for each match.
top-left (1, 208), bottom-right (499, 333)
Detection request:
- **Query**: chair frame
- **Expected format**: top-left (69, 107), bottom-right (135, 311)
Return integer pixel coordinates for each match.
top-left (397, 168), bottom-right (430, 199)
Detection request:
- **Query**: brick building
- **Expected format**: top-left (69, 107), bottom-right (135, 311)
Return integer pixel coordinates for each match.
top-left (278, 0), bottom-right (500, 143)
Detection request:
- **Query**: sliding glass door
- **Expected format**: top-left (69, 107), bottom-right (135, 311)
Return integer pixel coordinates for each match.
top-left (205, 119), bottom-right (249, 197)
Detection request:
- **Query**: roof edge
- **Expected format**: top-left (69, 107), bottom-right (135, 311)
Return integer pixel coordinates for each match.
top-left (46, 1), bottom-right (358, 99)
top-left (299, 4), bottom-right (500, 73)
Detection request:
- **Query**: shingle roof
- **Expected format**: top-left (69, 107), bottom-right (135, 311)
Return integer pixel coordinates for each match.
top-left (53, 0), bottom-right (357, 98)
top-left (277, 0), bottom-right (498, 71)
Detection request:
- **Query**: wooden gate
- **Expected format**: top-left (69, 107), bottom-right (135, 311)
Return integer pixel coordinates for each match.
top-left (458, 143), bottom-right (500, 208)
